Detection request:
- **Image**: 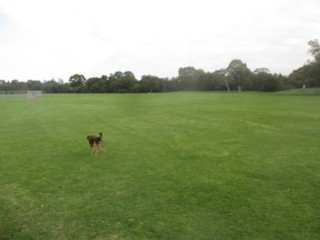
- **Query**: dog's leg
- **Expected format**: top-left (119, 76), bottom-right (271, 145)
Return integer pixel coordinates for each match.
top-left (90, 146), bottom-right (95, 156)
top-left (93, 143), bottom-right (98, 156)
top-left (96, 144), bottom-right (100, 154)
top-left (90, 143), bottom-right (97, 156)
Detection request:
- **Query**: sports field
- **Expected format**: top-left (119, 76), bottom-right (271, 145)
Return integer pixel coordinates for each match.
top-left (0, 91), bottom-right (319, 239)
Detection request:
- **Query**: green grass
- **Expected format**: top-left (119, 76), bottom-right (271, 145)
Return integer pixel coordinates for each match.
top-left (0, 92), bottom-right (319, 239)
top-left (276, 88), bottom-right (320, 96)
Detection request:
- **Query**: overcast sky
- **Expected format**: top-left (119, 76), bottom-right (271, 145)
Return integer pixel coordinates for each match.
top-left (0, 0), bottom-right (319, 81)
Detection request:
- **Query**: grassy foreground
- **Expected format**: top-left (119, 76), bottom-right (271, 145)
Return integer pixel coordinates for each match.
top-left (0, 92), bottom-right (319, 239)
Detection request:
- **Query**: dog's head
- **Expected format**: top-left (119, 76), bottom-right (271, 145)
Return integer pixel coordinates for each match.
top-left (87, 134), bottom-right (94, 141)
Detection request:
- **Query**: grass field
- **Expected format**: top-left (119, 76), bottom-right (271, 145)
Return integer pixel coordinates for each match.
top-left (0, 91), bottom-right (319, 239)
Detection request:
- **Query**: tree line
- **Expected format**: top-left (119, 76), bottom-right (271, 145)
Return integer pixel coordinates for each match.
top-left (1, 39), bottom-right (319, 93)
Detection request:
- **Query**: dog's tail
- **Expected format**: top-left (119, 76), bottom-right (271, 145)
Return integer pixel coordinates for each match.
top-left (99, 132), bottom-right (102, 139)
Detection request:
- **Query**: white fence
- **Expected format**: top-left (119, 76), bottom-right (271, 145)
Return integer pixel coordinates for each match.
top-left (27, 90), bottom-right (43, 99)
top-left (1, 90), bottom-right (43, 100)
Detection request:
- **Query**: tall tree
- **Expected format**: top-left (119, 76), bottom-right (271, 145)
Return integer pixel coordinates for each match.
top-left (122, 71), bottom-right (137, 92)
top-left (69, 74), bottom-right (86, 90)
top-left (86, 77), bottom-right (106, 93)
top-left (107, 71), bottom-right (137, 93)
top-left (289, 39), bottom-right (320, 88)
top-left (43, 80), bottom-right (66, 93)
top-left (253, 70), bottom-right (280, 91)
top-left (27, 80), bottom-right (42, 90)
top-left (10, 80), bottom-right (27, 91)
top-left (214, 69), bottom-right (231, 91)
top-left (308, 39), bottom-right (320, 62)
top-left (140, 75), bottom-right (164, 92)
top-left (226, 59), bottom-right (253, 91)
top-left (177, 67), bottom-right (205, 90)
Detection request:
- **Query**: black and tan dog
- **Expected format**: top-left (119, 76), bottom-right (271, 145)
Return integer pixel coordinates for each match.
top-left (86, 132), bottom-right (105, 156)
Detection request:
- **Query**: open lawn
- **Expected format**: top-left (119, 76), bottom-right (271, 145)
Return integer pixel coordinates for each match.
top-left (0, 91), bottom-right (319, 239)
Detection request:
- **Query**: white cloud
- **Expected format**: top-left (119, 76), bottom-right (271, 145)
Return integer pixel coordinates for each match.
top-left (0, 0), bottom-right (319, 81)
